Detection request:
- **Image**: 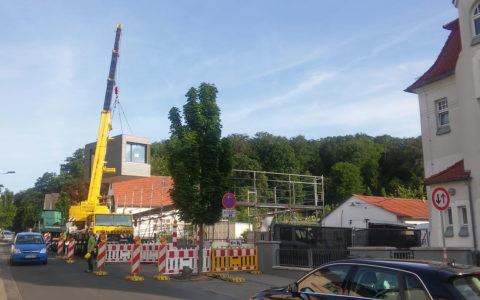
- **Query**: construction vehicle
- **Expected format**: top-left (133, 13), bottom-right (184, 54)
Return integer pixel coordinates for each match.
top-left (38, 210), bottom-right (66, 251)
top-left (66, 24), bottom-right (134, 254)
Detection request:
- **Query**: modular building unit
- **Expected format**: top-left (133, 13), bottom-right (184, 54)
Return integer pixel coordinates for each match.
top-left (84, 134), bottom-right (151, 183)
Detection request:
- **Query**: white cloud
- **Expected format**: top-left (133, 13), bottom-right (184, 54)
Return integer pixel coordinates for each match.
top-left (226, 71), bottom-right (338, 120)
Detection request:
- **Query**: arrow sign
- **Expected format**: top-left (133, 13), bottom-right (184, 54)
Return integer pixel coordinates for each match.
top-left (432, 187), bottom-right (450, 211)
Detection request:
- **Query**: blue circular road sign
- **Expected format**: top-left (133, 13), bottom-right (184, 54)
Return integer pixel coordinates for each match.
top-left (222, 193), bottom-right (236, 209)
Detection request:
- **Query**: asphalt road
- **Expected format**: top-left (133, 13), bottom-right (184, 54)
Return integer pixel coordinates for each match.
top-left (0, 242), bottom-right (295, 300)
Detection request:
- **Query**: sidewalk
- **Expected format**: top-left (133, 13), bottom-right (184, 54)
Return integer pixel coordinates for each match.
top-left (0, 242), bottom-right (21, 300)
top-left (240, 272), bottom-right (296, 287)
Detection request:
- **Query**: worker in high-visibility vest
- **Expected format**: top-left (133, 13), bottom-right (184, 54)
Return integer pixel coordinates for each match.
top-left (85, 231), bottom-right (96, 273)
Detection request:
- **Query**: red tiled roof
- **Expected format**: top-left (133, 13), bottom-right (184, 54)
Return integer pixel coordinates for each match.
top-left (353, 194), bottom-right (428, 218)
top-left (423, 159), bottom-right (470, 184)
top-left (111, 176), bottom-right (173, 208)
top-left (405, 19), bottom-right (461, 93)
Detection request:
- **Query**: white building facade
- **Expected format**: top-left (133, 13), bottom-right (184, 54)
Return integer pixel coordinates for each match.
top-left (406, 0), bottom-right (480, 250)
top-left (323, 195), bottom-right (428, 229)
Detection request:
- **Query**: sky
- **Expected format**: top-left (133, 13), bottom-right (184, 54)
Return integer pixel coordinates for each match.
top-left (0, 1), bottom-right (459, 193)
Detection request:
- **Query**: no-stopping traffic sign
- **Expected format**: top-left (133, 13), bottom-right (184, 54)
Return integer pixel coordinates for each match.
top-left (222, 193), bottom-right (236, 209)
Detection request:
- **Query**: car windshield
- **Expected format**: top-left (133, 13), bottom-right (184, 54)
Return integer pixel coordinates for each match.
top-left (95, 214), bottom-right (132, 226)
top-left (3, 232), bottom-right (12, 236)
top-left (452, 275), bottom-right (480, 299)
top-left (16, 235), bottom-right (44, 245)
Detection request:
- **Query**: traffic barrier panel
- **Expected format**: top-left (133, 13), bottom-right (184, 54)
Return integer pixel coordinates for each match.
top-left (172, 220), bottom-right (178, 248)
top-left (141, 243), bottom-right (160, 262)
top-left (107, 243), bottom-right (132, 262)
top-left (65, 239), bottom-right (75, 264)
top-left (153, 245), bottom-right (169, 280)
top-left (107, 243), bottom-right (161, 263)
top-left (94, 242), bottom-right (108, 276)
top-left (201, 248), bottom-right (211, 273)
top-left (44, 233), bottom-right (51, 250)
top-left (211, 247), bottom-right (257, 272)
top-left (106, 242), bottom-right (211, 274)
top-left (125, 243), bottom-right (144, 281)
top-left (166, 248), bottom-right (197, 275)
top-left (57, 237), bottom-right (64, 258)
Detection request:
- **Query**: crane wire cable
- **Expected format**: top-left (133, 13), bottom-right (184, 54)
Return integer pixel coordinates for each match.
top-left (110, 27), bottom-right (134, 136)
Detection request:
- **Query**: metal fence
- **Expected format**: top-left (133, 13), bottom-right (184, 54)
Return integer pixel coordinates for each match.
top-left (272, 223), bottom-right (352, 249)
top-left (277, 248), bottom-right (350, 268)
top-left (390, 249), bottom-right (414, 260)
top-left (353, 228), bottom-right (421, 248)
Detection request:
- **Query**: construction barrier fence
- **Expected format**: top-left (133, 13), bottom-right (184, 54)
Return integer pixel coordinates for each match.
top-left (211, 247), bottom-right (258, 272)
top-left (105, 243), bottom-right (257, 274)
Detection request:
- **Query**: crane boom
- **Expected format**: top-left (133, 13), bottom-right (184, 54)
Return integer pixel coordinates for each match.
top-left (69, 24), bottom-right (126, 223)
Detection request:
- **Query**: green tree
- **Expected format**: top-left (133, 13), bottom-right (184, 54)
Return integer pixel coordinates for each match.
top-left (151, 141), bottom-right (170, 175)
top-left (166, 83), bottom-right (232, 274)
top-left (55, 191), bottom-right (71, 223)
top-left (60, 148), bottom-right (84, 178)
top-left (34, 172), bottom-right (62, 194)
top-left (0, 189), bottom-right (17, 229)
top-left (326, 162), bottom-right (364, 204)
top-left (13, 188), bottom-right (44, 231)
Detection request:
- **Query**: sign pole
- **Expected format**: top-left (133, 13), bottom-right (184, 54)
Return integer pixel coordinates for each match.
top-left (227, 216), bottom-right (230, 279)
top-left (222, 193), bottom-right (237, 279)
top-left (432, 187), bottom-right (450, 264)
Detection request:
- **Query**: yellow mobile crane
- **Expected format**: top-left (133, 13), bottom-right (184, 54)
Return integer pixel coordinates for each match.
top-left (67, 24), bottom-right (134, 253)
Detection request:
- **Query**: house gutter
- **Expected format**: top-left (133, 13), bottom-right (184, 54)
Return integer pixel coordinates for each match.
top-left (467, 178), bottom-right (478, 252)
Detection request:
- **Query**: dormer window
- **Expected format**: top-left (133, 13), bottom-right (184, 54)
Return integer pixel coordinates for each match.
top-left (474, 3), bottom-right (480, 36)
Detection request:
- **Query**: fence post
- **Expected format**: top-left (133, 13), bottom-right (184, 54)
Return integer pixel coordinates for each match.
top-left (308, 248), bottom-right (313, 268)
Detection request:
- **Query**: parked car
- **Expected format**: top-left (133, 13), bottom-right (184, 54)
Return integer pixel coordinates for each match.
top-left (0, 230), bottom-right (14, 242)
top-left (251, 259), bottom-right (480, 299)
top-left (10, 232), bottom-right (48, 265)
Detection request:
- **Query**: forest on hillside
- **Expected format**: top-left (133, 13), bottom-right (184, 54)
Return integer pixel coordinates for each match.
top-left (154, 133), bottom-right (424, 197)
top-left (0, 133), bottom-right (424, 231)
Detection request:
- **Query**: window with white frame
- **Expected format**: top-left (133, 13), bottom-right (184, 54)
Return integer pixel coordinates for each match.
top-left (435, 99), bottom-right (450, 134)
top-left (446, 207), bottom-right (453, 225)
top-left (459, 206), bottom-right (468, 225)
top-left (458, 206), bottom-right (469, 237)
top-left (444, 207), bottom-right (454, 237)
top-left (474, 3), bottom-right (480, 36)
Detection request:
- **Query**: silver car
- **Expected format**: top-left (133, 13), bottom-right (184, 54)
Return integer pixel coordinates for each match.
top-left (0, 231), bottom-right (14, 242)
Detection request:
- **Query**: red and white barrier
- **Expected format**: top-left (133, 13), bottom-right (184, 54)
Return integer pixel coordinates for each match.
top-left (166, 248), bottom-right (210, 274)
top-left (65, 239), bottom-right (75, 263)
top-left (107, 244), bottom-right (132, 262)
top-left (57, 237), bottom-right (64, 257)
top-left (172, 220), bottom-right (178, 248)
top-left (131, 244), bottom-right (141, 275)
top-left (158, 245), bottom-right (167, 274)
top-left (196, 225), bottom-right (200, 247)
top-left (106, 242), bottom-right (211, 274)
top-left (44, 233), bottom-right (51, 246)
top-left (97, 242), bottom-right (107, 270)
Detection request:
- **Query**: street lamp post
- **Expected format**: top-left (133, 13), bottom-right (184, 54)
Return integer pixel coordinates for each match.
top-left (0, 171), bottom-right (15, 193)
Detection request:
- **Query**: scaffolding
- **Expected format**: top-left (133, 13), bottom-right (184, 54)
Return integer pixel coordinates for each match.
top-left (231, 169), bottom-right (325, 229)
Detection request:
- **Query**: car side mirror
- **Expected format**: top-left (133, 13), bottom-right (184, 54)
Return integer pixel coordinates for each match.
top-left (288, 282), bottom-right (299, 296)
top-left (9, 241), bottom-right (14, 245)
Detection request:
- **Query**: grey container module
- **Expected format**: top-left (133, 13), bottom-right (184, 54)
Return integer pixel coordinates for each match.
top-left (84, 134), bottom-right (151, 183)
